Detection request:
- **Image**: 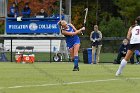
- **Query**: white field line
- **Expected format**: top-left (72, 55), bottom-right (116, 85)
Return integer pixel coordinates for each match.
top-left (0, 78), bottom-right (140, 90)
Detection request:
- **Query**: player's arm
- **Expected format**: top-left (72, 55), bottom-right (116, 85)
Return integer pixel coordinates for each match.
top-left (61, 27), bottom-right (85, 36)
top-left (127, 26), bottom-right (132, 41)
top-left (69, 24), bottom-right (77, 31)
top-left (69, 24), bottom-right (85, 34)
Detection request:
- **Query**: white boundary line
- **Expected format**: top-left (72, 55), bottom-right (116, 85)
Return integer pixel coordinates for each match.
top-left (0, 78), bottom-right (140, 90)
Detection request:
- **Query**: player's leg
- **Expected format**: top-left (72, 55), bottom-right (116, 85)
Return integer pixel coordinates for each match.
top-left (73, 44), bottom-right (80, 71)
top-left (138, 55), bottom-right (140, 63)
top-left (130, 53), bottom-right (134, 64)
top-left (135, 54), bottom-right (140, 64)
top-left (136, 55), bottom-right (139, 63)
top-left (92, 46), bottom-right (96, 64)
top-left (116, 49), bottom-right (134, 76)
top-left (138, 55), bottom-right (140, 62)
top-left (115, 53), bottom-right (123, 64)
top-left (96, 45), bottom-right (102, 64)
top-left (69, 48), bottom-right (74, 61)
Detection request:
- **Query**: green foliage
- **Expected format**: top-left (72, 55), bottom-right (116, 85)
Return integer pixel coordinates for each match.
top-left (86, 1), bottom-right (98, 34)
top-left (6, 0), bottom-right (139, 37)
top-left (8, 0), bottom-right (59, 16)
top-left (71, 0), bottom-right (98, 35)
top-left (71, 2), bottom-right (85, 28)
top-left (114, 0), bottom-right (140, 22)
top-left (99, 17), bottom-right (127, 37)
top-left (0, 21), bottom-right (4, 34)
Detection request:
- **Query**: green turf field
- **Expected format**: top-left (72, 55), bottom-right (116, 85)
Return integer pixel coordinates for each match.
top-left (0, 62), bottom-right (140, 93)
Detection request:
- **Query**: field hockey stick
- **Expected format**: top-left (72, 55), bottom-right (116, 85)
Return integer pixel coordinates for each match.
top-left (81, 8), bottom-right (88, 35)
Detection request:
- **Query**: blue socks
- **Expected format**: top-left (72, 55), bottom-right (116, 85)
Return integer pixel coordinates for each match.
top-left (74, 56), bottom-right (79, 67)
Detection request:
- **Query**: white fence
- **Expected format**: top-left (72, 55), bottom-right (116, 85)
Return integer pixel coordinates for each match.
top-left (4, 40), bottom-right (62, 52)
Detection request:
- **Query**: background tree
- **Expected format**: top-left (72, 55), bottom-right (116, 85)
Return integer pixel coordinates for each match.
top-left (6, 0), bottom-right (140, 37)
top-left (99, 17), bottom-right (127, 37)
top-left (71, 0), bottom-right (97, 36)
top-left (114, 0), bottom-right (140, 26)
top-left (71, 0), bottom-right (119, 36)
top-left (0, 21), bottom-right (4, 34)
top-left (8, 0), bottom-right (59, 17)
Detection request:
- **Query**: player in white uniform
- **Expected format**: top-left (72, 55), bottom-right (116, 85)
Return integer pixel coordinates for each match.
top-left (116, 16), bottom-right (140, 76)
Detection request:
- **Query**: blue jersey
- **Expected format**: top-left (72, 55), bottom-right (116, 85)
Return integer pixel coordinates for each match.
top-left (10, 6), bottom-right (19, 16)
top-left (65, 25), bottom-right (80, 49)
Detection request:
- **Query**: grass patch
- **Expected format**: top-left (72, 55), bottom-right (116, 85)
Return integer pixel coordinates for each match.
top-left (4, 52), bottom-right (117, 63)
top-left (0, 62), bottom-right (140, 93)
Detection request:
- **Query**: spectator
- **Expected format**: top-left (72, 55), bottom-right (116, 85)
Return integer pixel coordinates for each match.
top-left (134, 49), bottom-right (140, 64)
top-left (8, 2), bottom-right (19, 17)
top-left (52, 8), bottom-right (65, 20)
top-left (37, 8), bottom-right (48, 17)
top-left (90, 25), bottom-right (102, 64)
top-left (113, 39), bottom-right (134, 64)
top-left (21, 2), bottom-right (31, 18)
top-left (60, 8), bottom-right (65, 20)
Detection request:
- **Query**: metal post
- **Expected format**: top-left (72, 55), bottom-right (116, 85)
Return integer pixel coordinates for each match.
top-left (69, 0), bottom-right (71, 23)
top-left (65, 0), bottom-right (71, 23)
top-left (50, 39), bottom-right (52, 63)
top-left (5, 0), bottom-right (8, 18)
top-left (5, 0), bottom-right (8, 35)
top-left (10, 38), bottom-right (13, 62)
top-left (60, 0), bottom-right (62, 20)
top-left (59, 0), bottom-right (62, 35)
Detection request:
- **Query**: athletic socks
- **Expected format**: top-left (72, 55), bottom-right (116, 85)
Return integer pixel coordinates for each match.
top-left (74, 56), bottom-right (79, 68)
top-left (73, 56), bottom-right (79, 71)
top-left (115, 59), bottom-right (127, 76)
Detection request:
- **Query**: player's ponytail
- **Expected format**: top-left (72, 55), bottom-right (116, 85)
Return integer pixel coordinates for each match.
top-left (136, 16), bottom-right (140, 25)
top-left (57, 21), bottom-right (63, 34)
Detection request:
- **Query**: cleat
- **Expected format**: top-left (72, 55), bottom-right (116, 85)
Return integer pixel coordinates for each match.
top-left (73, 67), bottom-right (79, 71)
top-left (136, 62), bottom-right (140, 64)
top-left (77, 67), bottom-right (79, 71)
top-left (115, 71), bottom-right (121, 76)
